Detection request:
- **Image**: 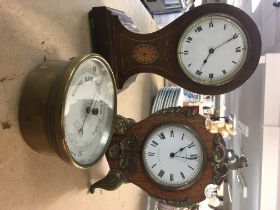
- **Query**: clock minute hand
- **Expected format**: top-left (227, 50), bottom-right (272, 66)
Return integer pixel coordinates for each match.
top-left (214, 33), bottom-right (239, 51)
top-left (198, 33), bottom-right (238, 71)
top-left (174, 155), bottom-right (186, 159)
top-left (174, 155), bottom-right (198, 160)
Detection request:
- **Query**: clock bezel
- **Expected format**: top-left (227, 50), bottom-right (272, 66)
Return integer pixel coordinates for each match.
top-left (171, 4), bottom-right (261, 94)
top-left (177, 13), bottom-right (249, 86)
top-left (142, 122), bottom-right (207, 190)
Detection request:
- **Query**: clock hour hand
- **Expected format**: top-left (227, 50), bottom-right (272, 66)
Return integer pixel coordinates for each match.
top-left (199, 48), bottom-right (215, 70)
top-left (170, 146), bottom-right (188, 157)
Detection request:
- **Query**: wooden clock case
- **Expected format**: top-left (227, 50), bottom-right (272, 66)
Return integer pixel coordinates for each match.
top-left (90, 107), bottom-right (228, 205)
top-left (89, 3), bottom-right (261, 95)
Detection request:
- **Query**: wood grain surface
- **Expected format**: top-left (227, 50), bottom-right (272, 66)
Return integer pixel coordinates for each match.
top-left (106, 109), bottom-right (224, 203)
top-left (90, 3), bottom-right (261, 95)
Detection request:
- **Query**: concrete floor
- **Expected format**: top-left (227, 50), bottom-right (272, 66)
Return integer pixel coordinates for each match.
top-left (0, 0), bottom-right (163, 209)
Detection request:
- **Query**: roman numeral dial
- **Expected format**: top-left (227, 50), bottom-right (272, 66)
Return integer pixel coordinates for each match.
top-left (142, 124), bottom-right (206, 188)
top-left (177, 14), bottom-right (248, 86)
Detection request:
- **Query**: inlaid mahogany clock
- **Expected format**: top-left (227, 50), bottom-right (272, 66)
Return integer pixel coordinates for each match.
top-left (89, 107), bottom-right (248, 207)
top-left (89, 3), bottom-right (261, 94)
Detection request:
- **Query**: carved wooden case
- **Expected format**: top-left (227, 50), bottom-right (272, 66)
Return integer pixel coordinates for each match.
top-left (105, 108), bottom-right (222, 204)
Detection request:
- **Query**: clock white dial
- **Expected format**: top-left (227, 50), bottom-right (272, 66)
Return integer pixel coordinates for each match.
top-left (142, 124), bottom-right (206, 189)
top-left (63, 57), bottom-right (115, 166)
top-left (177, 14), bottom-right (248, 85)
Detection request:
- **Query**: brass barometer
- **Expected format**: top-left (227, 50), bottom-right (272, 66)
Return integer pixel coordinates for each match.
top-left (19, 54), bottom-right (117, 168)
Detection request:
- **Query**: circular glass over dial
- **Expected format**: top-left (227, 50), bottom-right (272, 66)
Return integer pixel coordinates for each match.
top-left (142, 124), bottom-right (206, 189)
top-left (63, 55), bottom-right (116, 167)
top-left (177, 14), bottom-right (248, 86)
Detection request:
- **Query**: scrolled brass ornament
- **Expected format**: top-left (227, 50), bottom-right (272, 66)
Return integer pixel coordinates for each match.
top-left (113, 115), bottom-right (136, 135)
top-left (89, 169), bottom-right (127, 193)
top-left (227, 149), bottom-right (248, 170)
top-left (108, 135), bottom-right (138, 174)
top-left (158, 198), bottom-right (198, 209)
top-left (152, 106), bottom-right (197, 117)
top-left (89, 135), bottom-right (138, 192)
top-left (212, 134), bottom-right (248, 184)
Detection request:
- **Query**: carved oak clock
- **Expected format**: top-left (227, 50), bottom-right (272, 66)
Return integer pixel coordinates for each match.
top-left (89, 3), bottom-right (261, 94)
top-left (89, 107), bottom-right (248, 207)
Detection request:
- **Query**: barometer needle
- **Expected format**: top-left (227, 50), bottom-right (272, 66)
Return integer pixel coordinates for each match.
top-left (78, 74), bottom-right (105, 136)
top-left (79, 100), bottom-right (94, 136)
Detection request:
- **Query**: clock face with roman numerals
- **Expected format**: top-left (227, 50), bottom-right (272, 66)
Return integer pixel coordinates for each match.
top-left (177, 14), bottom-right (248, 86)
top-left (142, 124), bottom-right (206, 189)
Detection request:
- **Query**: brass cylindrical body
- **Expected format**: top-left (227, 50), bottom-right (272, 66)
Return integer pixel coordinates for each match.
top-left (19, 60), bottom-right (66, 154)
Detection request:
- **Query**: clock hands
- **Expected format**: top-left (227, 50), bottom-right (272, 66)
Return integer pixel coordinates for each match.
top-left (199, 33), bottom-right (239, 71)
top-left (213, 33), bottom-right (238, 51)
top-left (170, 141), bottom-right (197, 158)
top-left (169, 145), bottom-right (198, 160)
top-left (174, 155), bottom-right (198, 160)
top-left (199, 48), bottom-right (215, 71)
top-left (170, 146), bottom-right (188, 157)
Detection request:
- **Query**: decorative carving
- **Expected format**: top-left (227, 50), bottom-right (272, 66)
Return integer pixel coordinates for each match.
top-left (108, 135), bottom-right (138, 174)
top-left (159, 198), bottom-right (198, 208)
top-left (89, 169), bottom-right (127, 193)
top-left (152, 106), bottom-right (197, 117)
top-left (212, 134), bottom-right (248, 185)
top-left (113, 115), bottom-right (136, 135)
top-left (227, 149), bottom-right (249, 170)
top-left (131, 44), bottom-right (159, 64)
top-left (120, 31), bottom-right (174, 76)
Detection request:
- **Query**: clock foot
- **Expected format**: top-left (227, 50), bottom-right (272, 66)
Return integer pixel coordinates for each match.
top-left (89, 169), bottom-right (127, 193)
